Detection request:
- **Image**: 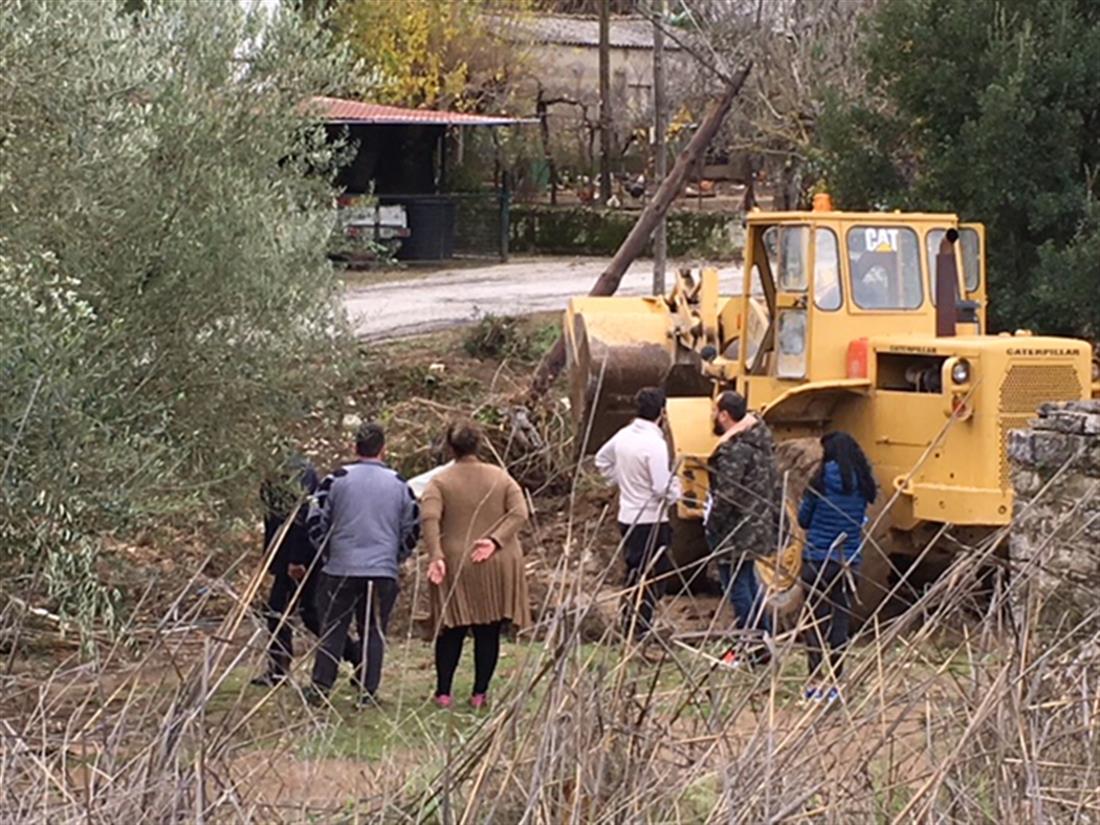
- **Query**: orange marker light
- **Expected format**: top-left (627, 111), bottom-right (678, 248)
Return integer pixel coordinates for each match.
top-left (847, 338), bottom-right (869, 378)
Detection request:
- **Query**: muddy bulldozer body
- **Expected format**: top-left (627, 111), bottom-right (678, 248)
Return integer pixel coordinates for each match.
top-left (565, 198), bottom-right (1098, 619)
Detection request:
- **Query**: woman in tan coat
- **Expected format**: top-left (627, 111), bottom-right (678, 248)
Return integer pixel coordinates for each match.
top-left (422, 422), bottom-right (530, 709)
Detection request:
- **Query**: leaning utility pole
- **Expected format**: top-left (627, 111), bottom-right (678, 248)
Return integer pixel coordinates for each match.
top-left (651, 0), bottom-right (668, 295)
top-left (598, 0), bottom-right (612, 205)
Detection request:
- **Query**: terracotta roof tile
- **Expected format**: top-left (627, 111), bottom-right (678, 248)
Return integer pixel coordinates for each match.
top-left (309, 96), bottom-right (532, 127)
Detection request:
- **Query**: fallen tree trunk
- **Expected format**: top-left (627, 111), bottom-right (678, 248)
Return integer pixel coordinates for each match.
top-left (529, 62), bottom-right (752, 397)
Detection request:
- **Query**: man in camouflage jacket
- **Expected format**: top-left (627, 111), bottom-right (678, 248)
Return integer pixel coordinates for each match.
top-left (706, 391), bottom-right (781, 637)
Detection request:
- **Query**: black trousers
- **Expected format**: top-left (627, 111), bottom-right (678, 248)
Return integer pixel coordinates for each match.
top-left (262, 568), bottom-right (360, 677)
top-left (619, 521), bottom-right (672, 639)
top-left (312, 573), bottom-right (398, 697)
top-left (434, 621), bottom-right (503, 697)
top-left (801, 559), bottom-right (855, 679)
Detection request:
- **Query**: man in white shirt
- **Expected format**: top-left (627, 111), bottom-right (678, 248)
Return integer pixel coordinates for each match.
top-left (595, 387), bottom-right (681, 639)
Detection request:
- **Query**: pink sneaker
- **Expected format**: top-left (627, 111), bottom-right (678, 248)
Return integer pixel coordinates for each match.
top-left (469, 693), bottom-right (488, 710)
top-left (720, 649), bottom-right (741, 669)
top-left (434, 694), bottom-right (453, 709)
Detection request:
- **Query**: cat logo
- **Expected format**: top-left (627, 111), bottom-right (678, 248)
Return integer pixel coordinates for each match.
top-left (864, 227), bottom-right (899, 253)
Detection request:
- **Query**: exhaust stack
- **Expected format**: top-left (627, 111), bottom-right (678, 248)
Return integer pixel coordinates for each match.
top-left (935, 229), bottom-right (960, 337)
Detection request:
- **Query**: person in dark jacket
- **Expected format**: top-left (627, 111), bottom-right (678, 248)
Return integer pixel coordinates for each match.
top-left (252, 454), bottom-right (361, 687)
top-left (308, 422), bottom-right (420, 705)
top-left (706, 391), bottom-right (781, 664)
top-left (797, 431), bottom-right (877, 700)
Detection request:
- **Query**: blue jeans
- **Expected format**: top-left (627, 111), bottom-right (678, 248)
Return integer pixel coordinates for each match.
top-left (619, 522), bottom-right (672, 639)
top-left (800, 559), bottom-right (855, 678)
top-left (718, 558), bottom-right (771, 635)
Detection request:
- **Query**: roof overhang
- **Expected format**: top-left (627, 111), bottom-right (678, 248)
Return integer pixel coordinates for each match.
top-left (746, 210), bottom-right (962, 224)
top-left (307, 96), bottom-right (535, 127)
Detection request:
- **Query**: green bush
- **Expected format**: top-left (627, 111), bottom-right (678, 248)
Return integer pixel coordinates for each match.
top-left (509, 204), bottom-right (744, 260)
top-left (0, 0), bottom-right (356, 640)
top-left (463, 315), bottom-right (558, 363)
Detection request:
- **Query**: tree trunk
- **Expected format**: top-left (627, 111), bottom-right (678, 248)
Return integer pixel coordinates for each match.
top-left (529, 63), bottom-right (752, 397)
top-left (742, 154), bottom-right (757, 212)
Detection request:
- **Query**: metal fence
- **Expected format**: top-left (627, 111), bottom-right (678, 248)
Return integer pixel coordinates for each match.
top-left (378, 189), bottom-right (510, 262)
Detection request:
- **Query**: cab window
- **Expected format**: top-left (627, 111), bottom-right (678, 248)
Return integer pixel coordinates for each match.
top-left (764, 225), bottom-right (809, 292)
top-left (959, 228), bottom-right (980, 292)
top-left (847, 226), bottom-right (922, 309)
top-left (813, 228), bottom-right (841, 311)
top-left (748, 264), bottom-right (764, 296)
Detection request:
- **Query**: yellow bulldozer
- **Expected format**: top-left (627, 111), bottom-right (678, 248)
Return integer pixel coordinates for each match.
top-left (564, 195), bottom-right (1099, 618)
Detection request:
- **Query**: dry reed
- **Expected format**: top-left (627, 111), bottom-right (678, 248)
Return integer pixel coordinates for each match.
top-left (1, 434), bottom-right (1097, 824)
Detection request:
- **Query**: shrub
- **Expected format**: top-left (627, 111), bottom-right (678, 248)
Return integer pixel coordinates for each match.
top-left (463, 314), bottom-right (558, 363)
top-left (0, 0), bottom-right (356, 641)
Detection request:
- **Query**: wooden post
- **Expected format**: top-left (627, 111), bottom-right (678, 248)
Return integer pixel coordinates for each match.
top-left (529, 63), bottom-right (752, 396)
top-left (437, 127), bottom-right (447, 193)
top-left (651, 0), bottom-right (668, 295)
top-left (499, 171), bottom-right (511, 263)
top-left (536, 88), bottom-right (558, 206)
top-left (598, 0), bottom-right (612, 205)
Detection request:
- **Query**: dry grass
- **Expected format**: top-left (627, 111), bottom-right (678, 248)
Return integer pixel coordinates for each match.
top-left (2, 452), bottom-right (1097, 823)
top-left (2, 333), bottom-right (1097, 822)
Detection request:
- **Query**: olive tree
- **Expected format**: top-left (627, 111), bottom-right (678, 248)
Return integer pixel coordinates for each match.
top-left (0, 0), bottom-right (356, 637)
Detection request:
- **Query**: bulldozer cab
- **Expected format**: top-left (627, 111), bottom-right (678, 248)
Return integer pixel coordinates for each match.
top-left (666, 204), bottom-right (1012, 526)
top-left (732, 202), bottom-right (988, 411)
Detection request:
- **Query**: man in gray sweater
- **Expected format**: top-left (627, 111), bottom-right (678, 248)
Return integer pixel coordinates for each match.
top-left (307, 421), bottom-right (420, 704)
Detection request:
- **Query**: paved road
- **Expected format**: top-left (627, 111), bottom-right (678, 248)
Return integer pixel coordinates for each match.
top-left (345, 257), bottom-right (740, 340)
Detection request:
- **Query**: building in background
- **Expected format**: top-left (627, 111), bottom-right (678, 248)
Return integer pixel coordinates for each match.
top-left (489, 13), bottom-right (691, 180)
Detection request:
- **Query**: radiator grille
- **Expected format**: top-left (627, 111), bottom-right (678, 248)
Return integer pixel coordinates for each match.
top-left (997, 364), bottom-right (1083, 487)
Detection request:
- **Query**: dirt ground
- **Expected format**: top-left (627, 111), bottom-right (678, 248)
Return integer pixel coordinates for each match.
top-left (343, 256), bottom-right (742, 341)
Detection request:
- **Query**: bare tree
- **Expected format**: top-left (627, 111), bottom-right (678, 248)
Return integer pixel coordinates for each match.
top-left (672, 0), bottom-right (879, 207)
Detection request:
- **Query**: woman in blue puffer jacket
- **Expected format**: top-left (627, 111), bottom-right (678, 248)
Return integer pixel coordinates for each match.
top-left (798, 432), bottom-right (877, 700)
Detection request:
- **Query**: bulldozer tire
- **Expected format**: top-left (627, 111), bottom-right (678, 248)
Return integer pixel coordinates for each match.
top-left (774, 437), bottom-right (823, 507)
top-left (853, 523), bottom-right (1005, 627)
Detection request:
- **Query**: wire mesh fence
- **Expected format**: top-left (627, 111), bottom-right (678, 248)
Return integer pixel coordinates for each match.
top-left (376, 191), bottom-right (509, 263)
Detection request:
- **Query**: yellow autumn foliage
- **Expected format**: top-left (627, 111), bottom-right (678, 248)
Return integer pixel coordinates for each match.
top-left (334, 0), bottom-right (531, 112)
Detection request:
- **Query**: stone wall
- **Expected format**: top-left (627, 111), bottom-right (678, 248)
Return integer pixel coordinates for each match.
top-left (1008, 400), bottom-right (1100, 629)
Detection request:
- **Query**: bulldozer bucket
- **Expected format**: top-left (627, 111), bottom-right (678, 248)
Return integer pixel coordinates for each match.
top-left (565, 296), bottom-right (675, 453)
